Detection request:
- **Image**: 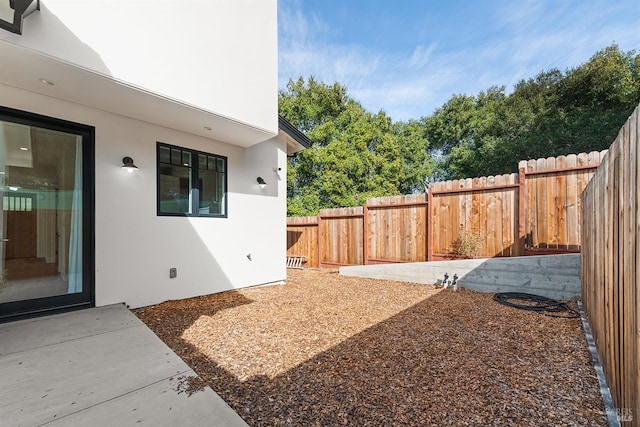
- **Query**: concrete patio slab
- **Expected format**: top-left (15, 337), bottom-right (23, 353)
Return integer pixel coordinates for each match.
top-left (0, 304), bottom-right (248, 427)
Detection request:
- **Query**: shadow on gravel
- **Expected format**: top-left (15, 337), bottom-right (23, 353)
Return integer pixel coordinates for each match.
top-left (136, 286), bottom-right (606, 427)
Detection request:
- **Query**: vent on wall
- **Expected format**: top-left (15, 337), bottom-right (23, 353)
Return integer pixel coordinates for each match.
top-left (0, 0), bottom-right (40, 35)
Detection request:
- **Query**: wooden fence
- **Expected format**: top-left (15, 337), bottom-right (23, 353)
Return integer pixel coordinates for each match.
top-left (522, 152), bottom-right (604, 254)
top-left (287, 216), bottom-right (319, 268)
top-left (581, 105), bottom-right (639, 424)
top-left (287, 150), bottom-right (606, 268)
top-left (367, 194), bottom-right (429, 264)
top-left (429, 174), bottom-right (520, 258)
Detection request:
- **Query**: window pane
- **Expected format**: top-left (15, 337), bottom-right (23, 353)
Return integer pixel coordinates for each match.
top-left (199, 167), bottom-right (225, 215)
top-left (171, 148), bottom-right (182, 166)
top-left (199, 154), bottom-right (207, 170)
top-left (182, 151), bottom-right (191, 167)
top-left (207, 156), bottom-right (215, 171)
top-left (216, 158), bottom-right (225, 172)
top-left (159, 165), bottom-right (192, 214)
top-left (159, 146), bottom-right (170, 164)
top-left (216, 172), bottom-right (225, 215)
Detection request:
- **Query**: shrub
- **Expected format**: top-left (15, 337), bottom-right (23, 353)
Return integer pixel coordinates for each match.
top-left (452, 230), bottom-right (483, 258)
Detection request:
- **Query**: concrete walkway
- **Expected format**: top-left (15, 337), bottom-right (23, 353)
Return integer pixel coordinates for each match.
top-left (0, 304), bottom-right (248, 427)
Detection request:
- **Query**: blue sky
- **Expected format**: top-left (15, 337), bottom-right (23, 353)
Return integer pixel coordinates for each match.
top-left (278, 0), bottom-right (640, 121)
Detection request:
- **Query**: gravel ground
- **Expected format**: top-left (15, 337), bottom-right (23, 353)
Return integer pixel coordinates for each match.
top-left (134, 269), bottom-right (607, 426)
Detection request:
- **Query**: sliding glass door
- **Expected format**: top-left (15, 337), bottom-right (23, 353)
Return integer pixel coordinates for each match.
top-left (0, 108), bottom-right (94, 321)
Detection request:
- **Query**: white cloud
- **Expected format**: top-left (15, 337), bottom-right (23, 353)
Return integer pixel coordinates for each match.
top-left (409, 43), bottom-right (437, 69)
top-left (278, 0), bottom-right (640, 121)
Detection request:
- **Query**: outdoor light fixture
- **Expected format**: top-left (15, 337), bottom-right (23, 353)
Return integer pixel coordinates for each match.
top-left (257, 177), bottom-right (267, 188)
top-left (122, 156), bottom-right (139, 173)
top-left (0, 0), bottom-right (40, 35)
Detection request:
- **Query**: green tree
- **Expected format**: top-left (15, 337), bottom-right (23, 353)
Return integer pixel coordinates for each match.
top-left (283, 44), bottom-right (639, 213)
top-left (427, 44), bottom-right (640, 179)
top-left (281, 77), bottom-right (434, 216)
top-left (425, 86), bottom-right (507, 178)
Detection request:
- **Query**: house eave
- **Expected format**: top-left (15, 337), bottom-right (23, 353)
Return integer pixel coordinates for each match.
top-left (0, 39), bottom-right (276, 147)
top-left (278, 115), bottom-right (312, 155)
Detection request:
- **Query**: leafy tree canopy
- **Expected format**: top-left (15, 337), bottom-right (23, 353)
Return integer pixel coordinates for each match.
top-left (282, 45), bottom-right (640, 214)
top-left (426, 44), bottom-right (640, 178)
top-left (281, 77), bottom-right (434, 216)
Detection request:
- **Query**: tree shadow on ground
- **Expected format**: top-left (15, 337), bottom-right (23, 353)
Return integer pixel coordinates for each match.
top-left (137, 287), bottom-right (605, 427)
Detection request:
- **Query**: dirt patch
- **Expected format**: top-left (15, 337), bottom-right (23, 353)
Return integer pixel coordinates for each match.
top-left (134, 269), bottom-right (606, 426)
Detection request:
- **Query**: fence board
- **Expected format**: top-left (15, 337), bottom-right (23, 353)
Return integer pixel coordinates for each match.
top-left (635, 109), bottom-right (640, 425)
top-left (536, 158), bottom-right (548, 247)
top-left (493, 175), bottom-right (504, 256)
top-left (631, 124), bottom-right (636, 413)
top-left (622, 117), bottom-right (633, 415)
top-left (556, 156), bottom-right (568, 249)
top-left (565, 154), bottom-right (578, 250)
top-left (576, 152), bottom-right (589, 249)
top-left (488, 175), bottom-right (504, 257)
top-left (582, 104), bottom-right (639, 425)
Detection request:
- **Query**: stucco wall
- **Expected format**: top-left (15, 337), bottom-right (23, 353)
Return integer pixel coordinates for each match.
top-left (0, 0), bottom-right (277, 134)
top-left (1, 84), bottom-right (286, 308)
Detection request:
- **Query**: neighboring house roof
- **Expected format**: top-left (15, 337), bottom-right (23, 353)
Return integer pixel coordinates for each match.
top-left (279, 115), bottom-right (313, 155)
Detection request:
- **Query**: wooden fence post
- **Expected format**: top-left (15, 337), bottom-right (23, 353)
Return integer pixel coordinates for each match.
top-left (518, 167), bottom-right (526, 256)
top-left (427, 189), bottom-right (433, 261)
top-left (363, 204), bottom-right (369, 265)
top-left (317, 214), bottom-right (323, 268)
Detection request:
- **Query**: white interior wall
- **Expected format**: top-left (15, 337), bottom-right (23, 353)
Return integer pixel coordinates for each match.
top-left (1, 84), bottom-right (286, 308)
top-left (1, 0), bottom-right (277, 133)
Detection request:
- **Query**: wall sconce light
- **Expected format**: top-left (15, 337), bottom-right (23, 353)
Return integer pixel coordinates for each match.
top-left (122, 156), bottom-right (139, 173)
top-left (0, 0), bottom-right (40, 35)
top-left (257, 177), bottom-right (268, 188)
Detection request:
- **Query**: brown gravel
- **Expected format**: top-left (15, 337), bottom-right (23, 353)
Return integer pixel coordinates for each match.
top-left (134, 269), bottom-right (607, 426)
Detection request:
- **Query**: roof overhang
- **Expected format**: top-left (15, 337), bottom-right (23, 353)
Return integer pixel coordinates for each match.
top-left (278, 115), bottom-right (312, 155)
top-left (0, 40), bottom-right (276, 147)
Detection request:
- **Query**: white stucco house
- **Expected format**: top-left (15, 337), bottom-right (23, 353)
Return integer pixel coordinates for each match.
top-left (0, 0), bottom-right (310, 321)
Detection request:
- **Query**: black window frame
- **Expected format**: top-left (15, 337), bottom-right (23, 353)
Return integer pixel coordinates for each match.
top-left (156, 142), bottom-right (228, 218)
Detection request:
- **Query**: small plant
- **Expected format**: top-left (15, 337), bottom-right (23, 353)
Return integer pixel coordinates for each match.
top-left (452, 230), bottom-right (483, 258)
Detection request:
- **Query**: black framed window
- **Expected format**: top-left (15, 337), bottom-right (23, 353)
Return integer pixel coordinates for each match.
top-left (157, 142), bottom-right (227, 217)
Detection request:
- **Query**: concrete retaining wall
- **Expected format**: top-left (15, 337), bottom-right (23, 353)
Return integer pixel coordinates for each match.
top-left (339, 254), bottom-right (581, 300)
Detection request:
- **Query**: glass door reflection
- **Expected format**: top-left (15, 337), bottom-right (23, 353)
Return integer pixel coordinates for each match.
top-left (0, 121), bottom-right (83, 304)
